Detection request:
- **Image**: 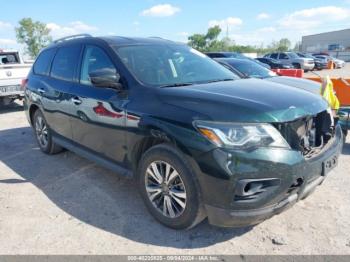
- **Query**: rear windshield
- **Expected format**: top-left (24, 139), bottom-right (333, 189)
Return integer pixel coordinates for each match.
top-left (113, 44), bottom-right (238, 87)
top-left (0, 52), bottom-right (20, 64)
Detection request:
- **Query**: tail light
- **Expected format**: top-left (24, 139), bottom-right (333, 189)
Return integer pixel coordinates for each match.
top-left (21, 78), bottom-right (28, 90)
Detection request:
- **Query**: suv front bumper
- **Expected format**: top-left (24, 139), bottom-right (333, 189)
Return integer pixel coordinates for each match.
top-left (194, 125), bottom-right (343, 227)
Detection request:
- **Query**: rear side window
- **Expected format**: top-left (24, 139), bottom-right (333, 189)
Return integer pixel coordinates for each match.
top-left (51, 45), bottom-right (81, 81)
top-left (279, 53), bottom-right (288, 59)
top-left (33, 49), bottom-right (56, 76)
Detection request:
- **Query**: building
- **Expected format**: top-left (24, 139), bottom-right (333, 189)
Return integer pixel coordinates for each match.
top-left (302, 28), bottom-right (350, 52)
top-left (301, 29), bottom-right (350, 61)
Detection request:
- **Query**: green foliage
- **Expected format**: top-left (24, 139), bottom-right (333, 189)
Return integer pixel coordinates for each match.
top-left (187, 26), bottom-right (293, 55)
top-left (15, 18), bottom-right (52, 58)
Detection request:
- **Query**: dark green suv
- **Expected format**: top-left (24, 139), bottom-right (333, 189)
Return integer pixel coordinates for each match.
top-left (24, 35), bottom-right (343, 229)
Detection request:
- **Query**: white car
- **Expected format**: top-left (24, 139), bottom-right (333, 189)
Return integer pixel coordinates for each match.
top-left (313, 54), bottom-right (346, 69)
top-left (333, 58), bottom-right (346, 68)
top-left (0, 49), bottom-right (32, 105)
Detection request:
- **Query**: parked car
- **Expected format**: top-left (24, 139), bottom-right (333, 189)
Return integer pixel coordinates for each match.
top-left (296, 53), bottom-right (328, 70)
top-left (24, 35), bottom-right (342, 229)
top-left (216, 57), bottom-right (349, 140)
top-left (255, 57), bottom-right (293, 69)
top-left (206, 51), bottom-right (247, 59)
top-left (264, 52), bottom-right (315, 71)
top-left (312, 54), bottom-right (346, 69)
top-left (215, 58), bottom-right (320, 94)
top-left (206, 52), bottom-right (271, 69)
top-left (0, 49), bottom-right (32, 106)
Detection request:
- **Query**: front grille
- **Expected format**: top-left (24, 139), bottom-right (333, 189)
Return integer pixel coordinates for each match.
top-left (274, 110), bottom-right (335, 158)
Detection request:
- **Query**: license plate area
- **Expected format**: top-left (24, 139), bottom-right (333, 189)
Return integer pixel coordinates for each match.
top-left (322, 155), bottom-right (338, 176)
top-left (0, 85), bottom-right (21, 93)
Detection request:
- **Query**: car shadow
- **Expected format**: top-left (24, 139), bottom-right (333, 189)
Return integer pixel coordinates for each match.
top-left (0, 127), bottom-right (252, 248)
top-left (0, 101), bottom-right (24, 114)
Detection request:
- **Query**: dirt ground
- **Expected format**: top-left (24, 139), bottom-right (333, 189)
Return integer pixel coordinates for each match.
top-left (0, 101), bottom-right (349, 255)
top-left (304, 63), bottom-right (350, 79)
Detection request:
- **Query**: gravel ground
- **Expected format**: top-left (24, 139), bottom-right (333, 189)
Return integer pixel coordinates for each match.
top-left (0, 101), bottom-right (349, 255)
top-left (304, 63), bottom-right (350, 79)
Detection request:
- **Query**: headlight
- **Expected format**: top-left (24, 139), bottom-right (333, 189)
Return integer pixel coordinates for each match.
top-left (194, 121), bottom-right (290, 150)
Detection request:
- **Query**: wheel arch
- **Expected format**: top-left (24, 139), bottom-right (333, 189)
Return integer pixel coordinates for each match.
top-left (29, 103), bottom-right (41, 126)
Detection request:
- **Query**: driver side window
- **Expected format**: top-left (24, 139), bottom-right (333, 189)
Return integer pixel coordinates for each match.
top-left (80, 45), bottom-right (116, 86)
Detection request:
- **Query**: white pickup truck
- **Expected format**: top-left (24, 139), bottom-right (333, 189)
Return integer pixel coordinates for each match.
top-left (0, 49), bottom-right (32, 105)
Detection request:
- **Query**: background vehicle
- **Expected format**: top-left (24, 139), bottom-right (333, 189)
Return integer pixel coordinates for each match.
top-left (264, 52), bottom-right (315, 71)
top-left (24, 35), bottom-right (342, 229)
top-left (215, 58), bottom-right (320, 94)
top-left (255, 57), bottom-right (293, 69)
top-left (205, 51), bottom-right (247, 59)
top-left (296, 53), bottom-right (328, 70)
top-left (312, 54), bottom-right (346, 69)
top-left (206, 52), bottom-right (271, 69)
top-left (0, 49), bottom-right (32, 105)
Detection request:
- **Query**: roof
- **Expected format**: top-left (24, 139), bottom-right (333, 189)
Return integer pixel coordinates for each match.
top-left (48, 34), bottom-right (177, 48)
top-left (100, 36), bottom-right (176, 46)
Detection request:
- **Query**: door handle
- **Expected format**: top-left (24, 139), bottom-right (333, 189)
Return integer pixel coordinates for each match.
top-left (38, 88), bottom-right (46, 94)
top-left (72, 97), bottom-right (82, 105)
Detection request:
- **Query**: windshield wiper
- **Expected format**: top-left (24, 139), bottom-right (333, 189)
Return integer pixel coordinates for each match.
top-left (159, 82), bottom-right (194, 88)
top-left (203, 78), bottom-right (236, 84)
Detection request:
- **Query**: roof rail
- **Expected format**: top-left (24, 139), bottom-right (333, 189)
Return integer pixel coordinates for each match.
top-left (53, 34), bottom-right (92, 44)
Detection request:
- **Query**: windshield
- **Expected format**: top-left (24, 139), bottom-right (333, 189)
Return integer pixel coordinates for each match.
top-left (114, 44), bottom-right (238, 87)
top-left (228, 60), bottom-right (277, 79)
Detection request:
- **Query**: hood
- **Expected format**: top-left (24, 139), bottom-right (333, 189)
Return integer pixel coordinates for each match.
top-left (265, 76), bottom-right (320, 95)
top-left (158, 78), bottom-right (328, 123)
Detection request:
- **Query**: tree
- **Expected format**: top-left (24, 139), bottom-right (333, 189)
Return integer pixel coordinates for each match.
top-left (188, 26), bottom-right (223, 51)
top-left (188, 33), bottom-right (207, 51)
top-left (15, 18), bottom-right (52, 58)
top-left (277, 38), bottom-right (291, 52)
top-left (206, 25), bottom-right (221, 42)
top-left (293, 41), bottom-right (302, 52)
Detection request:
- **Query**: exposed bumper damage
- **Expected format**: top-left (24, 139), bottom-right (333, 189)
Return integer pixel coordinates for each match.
top-left (195, 111), bottom-right (343, 227)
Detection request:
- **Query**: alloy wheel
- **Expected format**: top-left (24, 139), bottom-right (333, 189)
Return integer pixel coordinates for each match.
top-left (35, 116), bottom-right (48, 148)
top-left (145, 161), bottom-right (187, 218)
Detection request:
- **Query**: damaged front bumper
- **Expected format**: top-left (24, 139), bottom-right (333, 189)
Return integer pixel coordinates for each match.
top-left (195, 124), bottom-right (343, 227)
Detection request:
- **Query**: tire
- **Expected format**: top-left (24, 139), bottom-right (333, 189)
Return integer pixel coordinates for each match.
top-left (293, 63), bottom-right (301, 69)
top-left (33, 110), bottom-right (63, 154)
top-left (137, 144), bottom-right (205, 229)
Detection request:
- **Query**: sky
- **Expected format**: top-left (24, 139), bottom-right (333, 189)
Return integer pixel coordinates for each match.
top-left (1, 0), bottom-right (350, 51)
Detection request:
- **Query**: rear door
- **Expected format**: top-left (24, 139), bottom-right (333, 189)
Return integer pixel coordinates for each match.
top-left (69, 44), bottom-right (127, 164)
top-left (278, 52), bottom-right (291, 65)
top-left (38, 45), bottom-right (81, 139)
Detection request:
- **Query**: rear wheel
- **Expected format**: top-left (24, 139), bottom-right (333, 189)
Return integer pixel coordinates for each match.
top-left (293, 63), bottom-right (301, 69)
top-left (33, 110), bottom-right (63, 154)
top-left (137, 144), bottom-right (205, 229)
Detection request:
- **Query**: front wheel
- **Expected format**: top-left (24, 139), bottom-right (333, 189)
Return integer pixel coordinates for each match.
top-left (137, 144), bottom-right (205, 229)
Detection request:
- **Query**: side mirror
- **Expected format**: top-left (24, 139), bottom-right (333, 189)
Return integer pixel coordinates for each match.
top-left (89, 68), bottom-right (122, 90)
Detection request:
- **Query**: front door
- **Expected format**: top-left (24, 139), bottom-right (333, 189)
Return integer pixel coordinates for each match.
top-left (69, 45), bottom-right (128, 165)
